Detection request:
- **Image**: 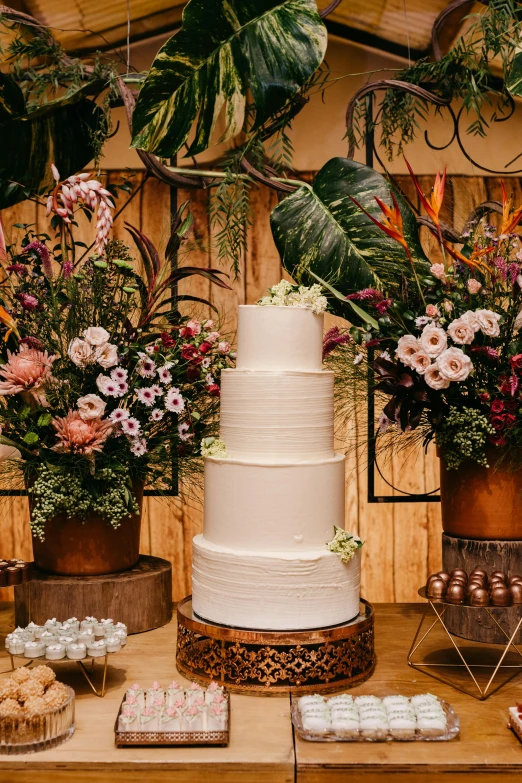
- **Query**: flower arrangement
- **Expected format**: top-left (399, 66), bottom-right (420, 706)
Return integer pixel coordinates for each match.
top-left (326, 527), bottom-right (363, 563)
top-left (258, 280), bottom-right (327, 314)
top-left (323, 163), bottom-right (522, 471)
top-left (0, 169), bottom-right (233, 539)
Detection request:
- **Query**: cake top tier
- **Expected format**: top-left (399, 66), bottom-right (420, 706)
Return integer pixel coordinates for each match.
top-left (236, 305), bottom-right (324, 371)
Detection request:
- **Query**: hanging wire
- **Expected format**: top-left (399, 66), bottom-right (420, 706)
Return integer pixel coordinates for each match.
top-left (402, 0), bottom-right (411, 66)
top-left (126, 0), bottom-right (131, 74)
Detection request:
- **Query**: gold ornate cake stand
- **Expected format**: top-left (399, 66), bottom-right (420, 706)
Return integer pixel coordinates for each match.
top-left (176, 597), bottom-right (375, 695)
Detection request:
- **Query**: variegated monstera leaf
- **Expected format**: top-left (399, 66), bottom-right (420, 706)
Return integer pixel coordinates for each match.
top-left (131, 0), bottom-right (327, 157)
top-left (270, 157), bottom-right (429, 318)
top-left (0, 73), bottom-right (103, 209)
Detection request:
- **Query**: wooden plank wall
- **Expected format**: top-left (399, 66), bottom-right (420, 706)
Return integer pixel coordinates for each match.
top-left (0, 172), bottom-right (509, 604)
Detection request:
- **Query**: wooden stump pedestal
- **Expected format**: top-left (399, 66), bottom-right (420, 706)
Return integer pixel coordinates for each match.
top-left (442, 534), bottom-right (522, 644)
top-left (14, 555), bottom-right (172, 635)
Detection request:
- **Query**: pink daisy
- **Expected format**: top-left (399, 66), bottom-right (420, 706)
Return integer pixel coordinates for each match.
top-left (137, 387), bottom-right (156, 407)
top-left (96, 375), bottom-right (121, 398)
top-left (137, 357), bottom-right (156, 378)
top-left (111, 368), bottom-right (128, 382)
top-left (121, 417), bottom-right (141, 436)
top-left (151, 384), bottom-right (163, 396)
top-left (150, 408), bottom-right (164, 422)
top-left (157, 367), bottom-right (172, 384)
top-left (130, 437), bottom-right (147, 457)
top-left (178, 422), bottom-right (193, 441)
top-left (109, 408), bottom-right (130, 423)
top-left (117, 381), bottom-right (128, 394)
top-left (165, 388), bottom-right (185, 414)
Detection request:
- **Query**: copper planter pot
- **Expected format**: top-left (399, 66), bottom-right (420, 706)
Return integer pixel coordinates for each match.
top-left (440, 452), bottom-right (522, 540)
top-left (31, 482), bottom-right (144, 576)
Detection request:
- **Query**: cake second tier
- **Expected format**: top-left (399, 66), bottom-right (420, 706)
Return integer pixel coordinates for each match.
top-left (220, 368), bottom-right (335, 462)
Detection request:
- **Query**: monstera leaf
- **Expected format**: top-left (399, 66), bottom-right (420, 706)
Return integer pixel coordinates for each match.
top-left (131, 0), bottom-right (326, 157)
top-left (270, 157), bottom-right (429, 317)
top-left (0, 73), bottom-right (103, 209)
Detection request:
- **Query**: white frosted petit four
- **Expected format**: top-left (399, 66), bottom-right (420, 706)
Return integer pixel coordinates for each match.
top-left (205, 681), bottom-right (224, 703)
top-left (80, 617), bottom-right (97, 632)
top-left (93, 622), bottom-right (106, 638)
top-left (118, 708), bottom-right (138, 731)
top-left (44, 618), bottom-right (61, 630)
top-left (45, 643), bottom-right (66, 660)
top-left (58, 635), bottom-right (76, 646)
top-left (105, 635), bottom-right (122, 653)
top-left (23, 640), bottom-right (45, 658)
top-left (64, 618), bottom-right (80, 632)
top-left (5, 633), bottom-right (22, 650)
top-left (8, 638), bottom-right (25, 655)
top-left (139, 707), bottom-right (158, 731)
top-left (40, 630), bottom-right (58, 646)
top-left (183, 704), bottom-right (203, 731)
top-left (66, 642), bottom-right (87, 660)
top-left (113, 629), bottom-right (127, 646)
top-left (186, 681), bottom-right (205, 704)
top-left (160, 707), bottom-right (181, 731)
top-left (124, 694), bottom-right (140, 712)
top-left (126, 683), bottom-right (144, 709)
top-left (167, 681), bottom-right (184, 706)
top-left (87, 640), bottom-right (107, 657)
top-left (147, 682), bottom-right (164, 708)
top-left (114, 621), bottom-right (127, 634)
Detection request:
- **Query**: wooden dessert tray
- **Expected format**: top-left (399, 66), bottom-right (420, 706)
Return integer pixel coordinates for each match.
top-left (114, 693), bottom-right (230, 747)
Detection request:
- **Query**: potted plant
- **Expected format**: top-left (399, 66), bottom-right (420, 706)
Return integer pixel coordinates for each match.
top-left (0, 168), bottom-right (233, 575)
top-left (314, 163), bottom-right (522, 541)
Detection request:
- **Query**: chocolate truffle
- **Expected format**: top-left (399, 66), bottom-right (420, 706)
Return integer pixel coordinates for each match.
top-left (491, 586), bottom-right (512, 606)
top-left (491, 571), bottom-right (507, 582)
top-left (509, 575), bottom-right (522, 586)
top-left (427, 578), bottom-right (447, 600)
top-left (451, 569), bottom-right (468, 580)
top-left (471, 568), bottom-right (487, 577)
top-left (446, 583), bottom-right (465, 604)
top-left (466, 582), bottom-right (481, 598)
top-left (511, 584), bottom-right (522, 604)
top-left (437, 572), bottom-right (451, 584)
top-left (470, 588), bottom-right (490, 607)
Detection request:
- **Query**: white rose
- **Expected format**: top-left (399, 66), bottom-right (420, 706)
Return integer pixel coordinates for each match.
top-left (424, 362), bottom-right (450, 390)
top-left (83, 326), bottom-right (110, 346)
top-left (475, 309), bottom-right (501, 338)
top-left (68, 337), bottom-right (94, 367)
top-left (461, 310), bottom-right (481, 332)
top-left (420, 324), bottom-right (447, 358)
top-left (77, 394), bottom-right (106, 420)
top-left (396, 335), bottom-right (420, 367)
top-left (430, 263), bottom-right (446, 280)
top-left (410, 350), bottom-right (431, 375)
top-left (96, 343), bottom-right (119, 369)
top-left (447, 317), bottom-right (475, 345)
top-left (438, 347), bottom-right (473, 382)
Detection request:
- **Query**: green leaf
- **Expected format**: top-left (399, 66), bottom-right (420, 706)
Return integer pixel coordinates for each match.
top-left (37, 413), bottom-right (53, 427)
top-left (270, 157), bottom-right (429, 318)
top-left (93, 260), bottom-right (108, 269)
top-left (23, 432), bottom-right (39, 445)
top-left (507, 50), bottom-right (522, 96)
top-left (0, 73), bottom-right (104, 209)
top-left (131, 0), bottom-right (326, 157)
top-left (307, 270), bottom-right (379, 329)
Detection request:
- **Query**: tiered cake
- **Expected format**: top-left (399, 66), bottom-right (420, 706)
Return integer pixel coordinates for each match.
top-left (192, 304), bottom-right (361, 631)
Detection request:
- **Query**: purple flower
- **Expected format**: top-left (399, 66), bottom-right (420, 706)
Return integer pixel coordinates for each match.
top-left (322, 326), bottom-right (351, 360)
top-left (63, 261), bottom-right (73, 279)
top-left (345, 288), bottom-right (384, 301)
top-left (15, 293), bottom-right (39, 311)
top-left (23, 241), bottom-right (53, 279)
top-left (6, 263), bottom-right (28, 276)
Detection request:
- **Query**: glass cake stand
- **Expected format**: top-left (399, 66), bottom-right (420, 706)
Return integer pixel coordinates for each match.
top-left (176, 596), bottom-right (375, 694)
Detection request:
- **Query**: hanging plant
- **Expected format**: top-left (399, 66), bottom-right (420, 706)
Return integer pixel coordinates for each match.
top-left (131, 0), bottom-right (327, 157)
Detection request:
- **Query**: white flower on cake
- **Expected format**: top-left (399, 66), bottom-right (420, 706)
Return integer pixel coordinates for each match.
top-left (258, 280), bottom-right (327, 314)
top-left (326, 527), bottom-right (363, 563)
top-left (201, 437), bottom-right (228, 458)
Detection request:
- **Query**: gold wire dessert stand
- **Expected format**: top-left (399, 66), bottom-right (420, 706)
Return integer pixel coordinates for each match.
top-left (408, 588), bottom-right (522, 701)
top-left (176, 596), bottom-right (375, 695)
top-left (9, 653), bottom-right (109, 697)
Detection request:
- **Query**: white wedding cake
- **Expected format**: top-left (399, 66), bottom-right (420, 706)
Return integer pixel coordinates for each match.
top-left (192, 300), bottom-right (361, 631)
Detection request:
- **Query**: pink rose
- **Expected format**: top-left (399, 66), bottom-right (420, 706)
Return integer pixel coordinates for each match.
top-left (467, 279), bottom-right (482, 294)
top-left (218, 341), bottom-right (230, 354)
top-left (430, 264), bottom-right (446, 280)
top-left (425, 304), bottom-right (439, 318)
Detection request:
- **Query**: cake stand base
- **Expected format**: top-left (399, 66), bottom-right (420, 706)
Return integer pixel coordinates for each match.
top-left (14, 555), bottom-right (172, 634)
top-left (176, 596), bottom-right (375, 695)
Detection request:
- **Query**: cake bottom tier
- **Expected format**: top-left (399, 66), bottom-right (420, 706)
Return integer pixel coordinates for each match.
top-left (192, 535), bottom-right (361, 631)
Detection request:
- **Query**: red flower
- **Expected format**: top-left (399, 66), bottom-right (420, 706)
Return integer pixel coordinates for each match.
top-left (206, 383), bottom-right (220, 396)
top-left (199, 341), bottom-right (212, 354)
top-left (161, 332), bottom-right (176, 348)
top-left (490, 415), bottom-right (506, 431)
top-left (479, 392), bottom-right (490, 402)
top-left (490, 432), bottom-right (507, 447)
top-left (511, 354), bottom-right (522, 372)
top-left (15, 293), bottom-right (39, 311)
top-left (491, 399), bottom-right (504, 414)
top-left (504, 399), bottom-right (517, 412)
top-left (499, 374), bottom-right (519, 397)
top-left (504, 413), bottom-right (517, 429)
top-left (186, 365), bottom-right (201, 381)
top-left (181, 344), bottom-right (199, 361)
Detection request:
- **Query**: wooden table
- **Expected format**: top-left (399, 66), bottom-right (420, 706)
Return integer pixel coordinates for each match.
top-left (0, 603), bottom-right (521, 782)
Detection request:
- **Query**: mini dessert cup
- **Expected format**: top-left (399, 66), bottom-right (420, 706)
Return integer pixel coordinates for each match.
top-left (80, 617), bottom-right (97, 633)
top-left (105, 635), bottom-right (121, 653)
top-left (58, 635), bottom-right (76, 646)
top-left (64, 618), bottom-right (80, 633)
top-left (40, 631), bottom-right (59, 646)
top-left (44, 618), bottom-right (61, 631)
top-left (87, 640), bottom-right (107, 658)
top-left (93, 622), bottom-right (106, 639)
top-left (45, 643), bottom-right (66, 660)
top-left (24, 641), bottom-right (45, 658)
top-left (77, 630), bottom-right (94, 646)
top-left (66, 643), bottom-right (87, 660)
top-left (118, 708), bottom-right (138, 732)
top-left (8, 639), bottom-right (25, 656)
top-left (113, 629), bottom-right (127, 646)
top-left (139, 708), bottom-right (158, 732)
top-left (114, 622), bottom-right (128, 634)
top-left (159, 707), bottom-right (181, 731)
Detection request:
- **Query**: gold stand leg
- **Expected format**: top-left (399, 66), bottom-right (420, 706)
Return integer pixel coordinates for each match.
top-left (76, 655), bottom-right (108, 697)
top-left (408, 601), bottom-right (522, 701)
